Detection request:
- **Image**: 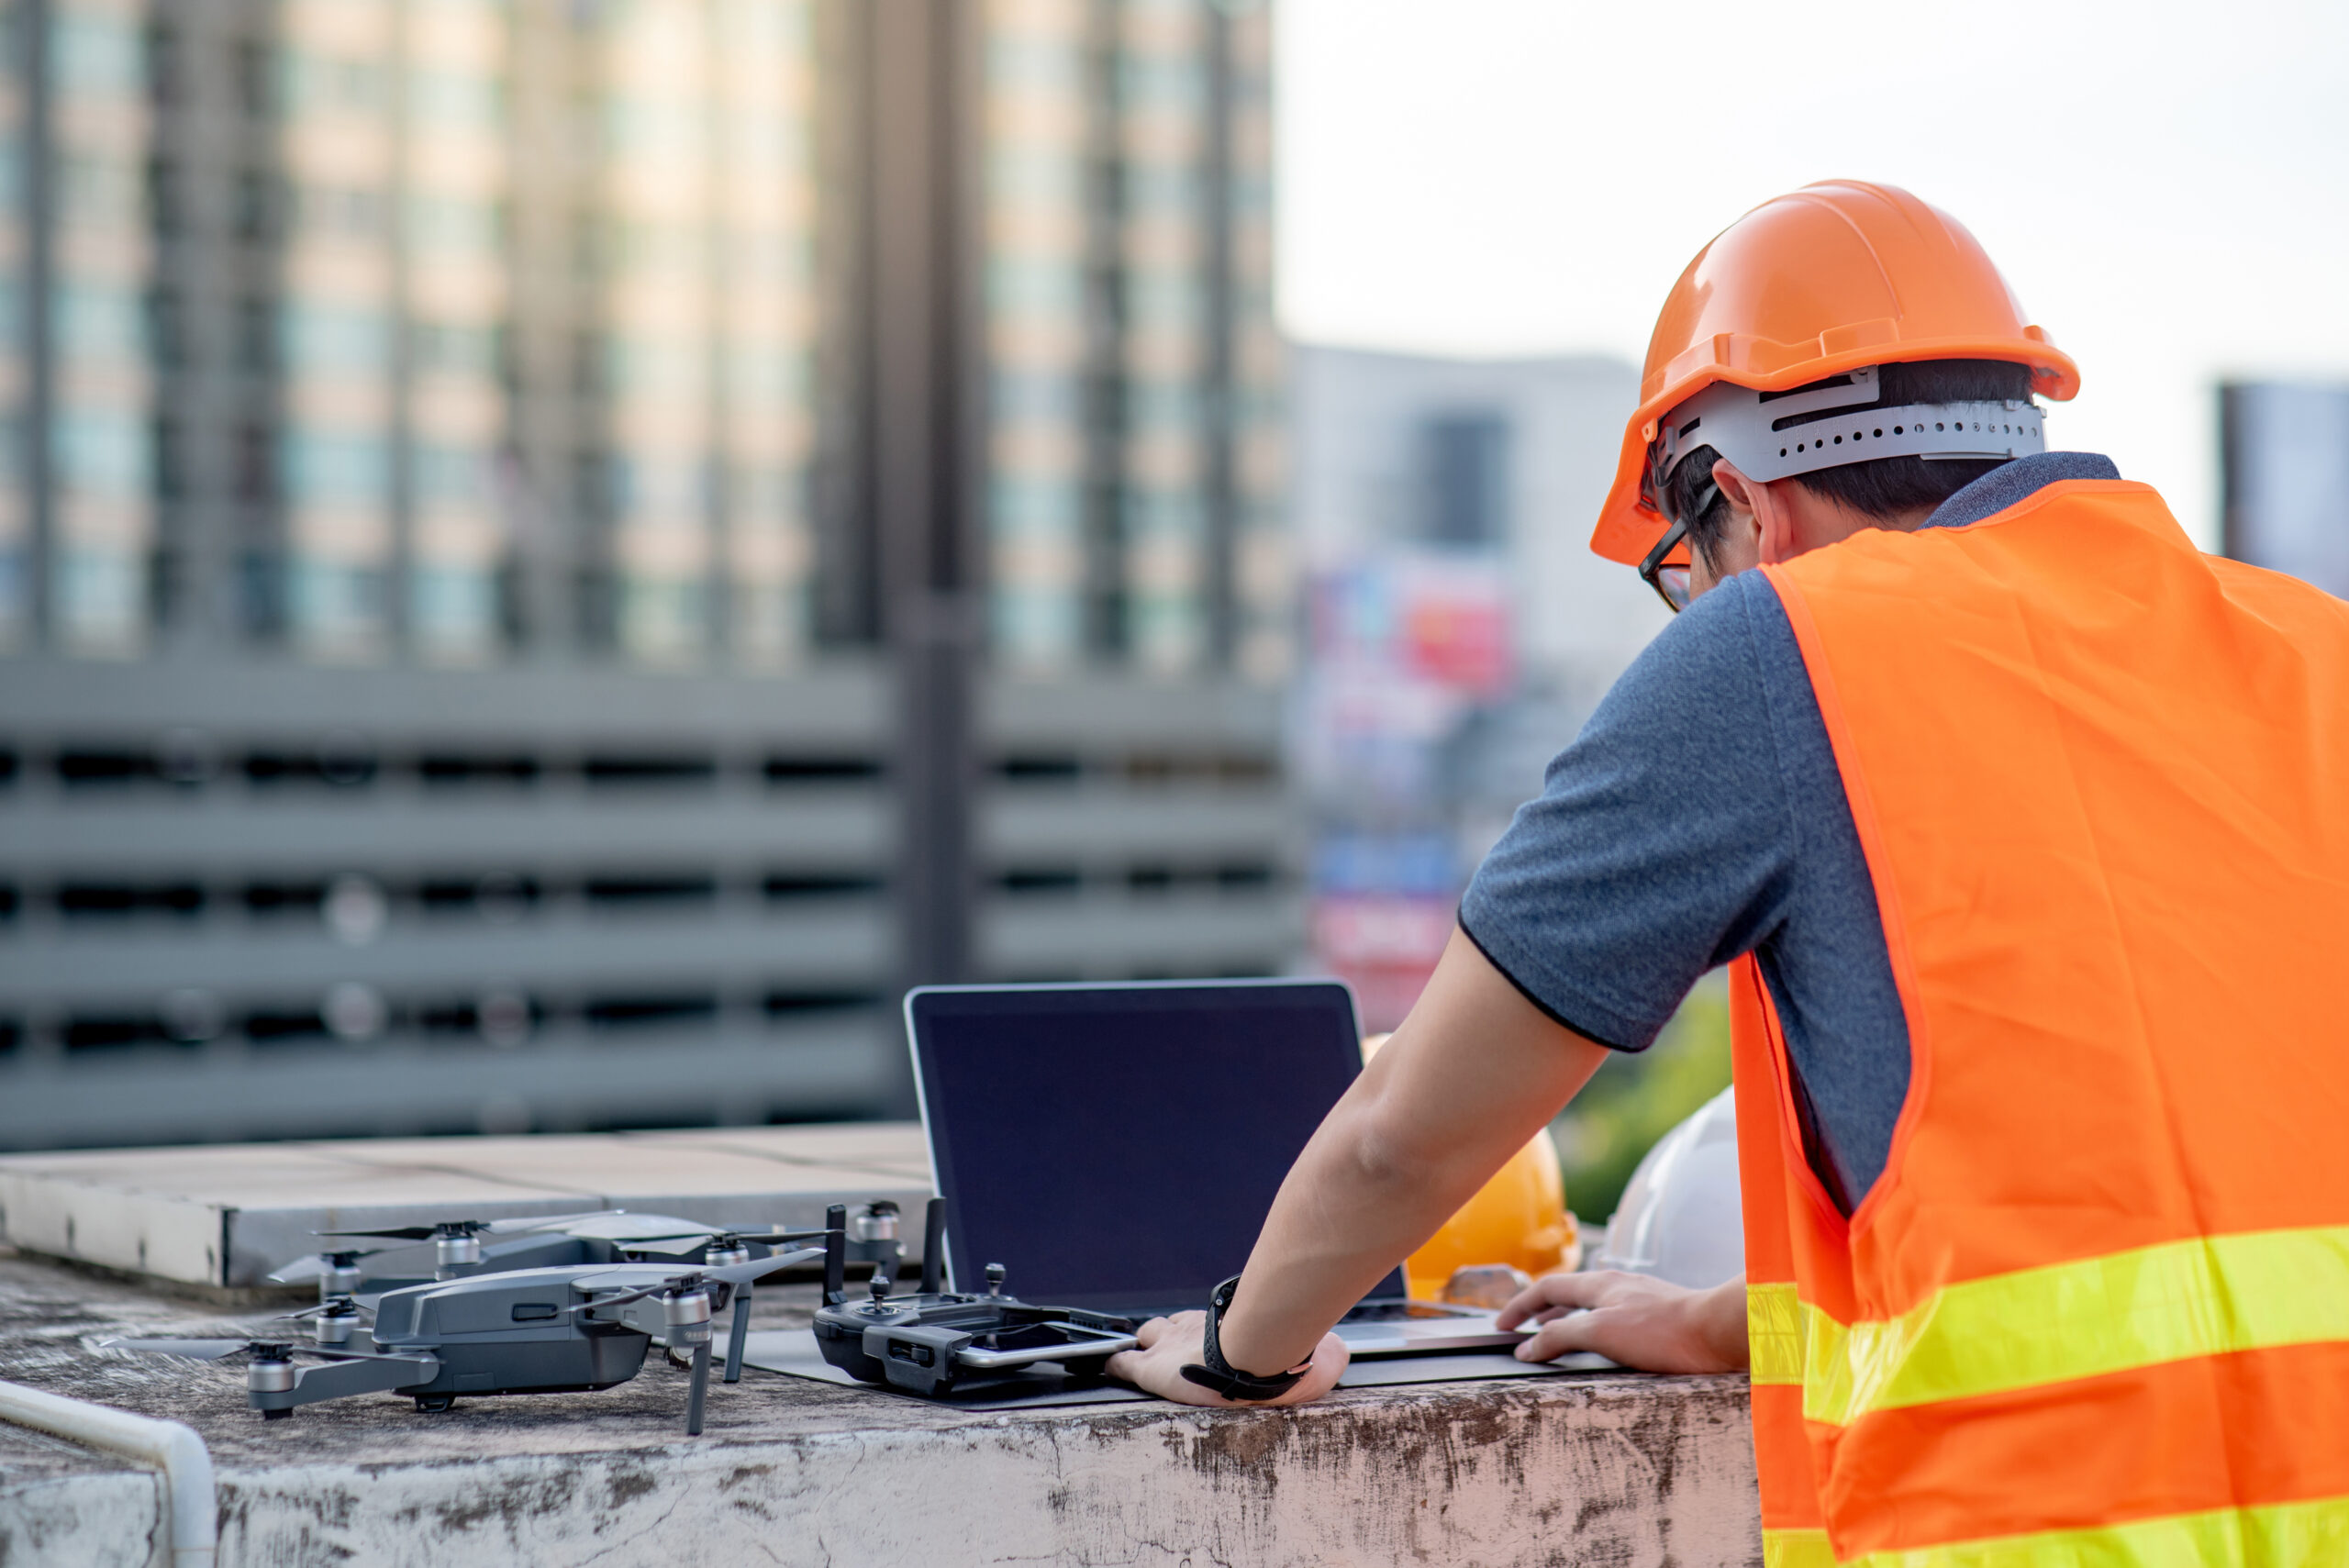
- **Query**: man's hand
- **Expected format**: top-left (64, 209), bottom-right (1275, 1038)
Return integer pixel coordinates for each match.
top-left (1497, 1272), bottom-right (1749, 1373)
top-left (1105, 1310), bottom-right (1351, 1407)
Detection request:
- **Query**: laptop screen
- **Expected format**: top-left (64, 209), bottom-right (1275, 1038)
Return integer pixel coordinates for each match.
top-left (907, 981), bottom-right (1408, 1315)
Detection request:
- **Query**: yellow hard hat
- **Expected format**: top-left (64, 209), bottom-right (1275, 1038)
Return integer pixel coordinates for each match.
top-left (1362, 1034), bottom-right (1579, 1298)
top-left (1405, 1126), bottom-right (1577, 1300)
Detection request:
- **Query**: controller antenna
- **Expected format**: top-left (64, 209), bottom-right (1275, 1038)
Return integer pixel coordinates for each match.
top-left (919, 1197), bottom-right (946, 1295)
top-left (822, 1204), bottom-right (848, 1307)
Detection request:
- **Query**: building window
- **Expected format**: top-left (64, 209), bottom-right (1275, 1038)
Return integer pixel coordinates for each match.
top-left (235, 424), bottom-right (274, 502)
top-left (143, 20), bottom-right (180, 105)
top-left (1419, 411), bottom-right (1510, 548)
top-left (408, 195), bottom-right (505, 257)
top-left (236, 297), bottom-right (275, 373)
top-left (144, 156), bottom-right (181, 238)
top-left (53, 410), bottom-right (150, 500)
top-left (55, 284), bottom-right (144, 361)
top-left (413, 320), bottom-right (498, 380)
top-left (280, 302), bottom-right (391, 375)
top-left (280, 429), bottom-right (390, 508)
top-left (52, 12), bottom-right (143, 96)
top-left (414, 444), bottom-right (490, 508)
top-left (235, 38), bottom-right (275, 118)
top-left (152, 417), bottom-right (185, 501)
top-left (234, 170), bottom-right (279, 242)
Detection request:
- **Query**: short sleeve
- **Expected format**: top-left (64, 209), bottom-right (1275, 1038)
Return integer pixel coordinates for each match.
top-left (1458, 573), bottom-right (1801, 1051)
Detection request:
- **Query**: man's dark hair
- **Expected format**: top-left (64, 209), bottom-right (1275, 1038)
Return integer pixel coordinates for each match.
top-left (1662, 359), bottom-right (2036, 571)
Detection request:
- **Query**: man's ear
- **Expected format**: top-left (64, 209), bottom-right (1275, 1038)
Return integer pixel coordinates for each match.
top-left (1712, 459), bottom-right (1798, 565)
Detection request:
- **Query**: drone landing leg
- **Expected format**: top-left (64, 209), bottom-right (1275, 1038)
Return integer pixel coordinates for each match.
top-left (685, 1341), bottom-right (711, 1436)
top-left (723, 1282), bottom-right (750, 1384)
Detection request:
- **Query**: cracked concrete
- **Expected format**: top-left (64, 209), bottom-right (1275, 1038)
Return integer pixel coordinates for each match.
top-left (0, 1247), bottom-right (1762, 1566)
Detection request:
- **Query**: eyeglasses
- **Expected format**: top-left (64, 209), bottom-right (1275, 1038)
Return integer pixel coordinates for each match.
top-left (1637, 440), bottom-right (1713, 615)
top-left (1638, 515), bottom-right (1694, 614)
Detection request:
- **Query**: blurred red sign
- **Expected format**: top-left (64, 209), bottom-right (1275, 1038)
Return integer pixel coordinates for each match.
top-left (1311, 894), bottom-right (1456, 1034)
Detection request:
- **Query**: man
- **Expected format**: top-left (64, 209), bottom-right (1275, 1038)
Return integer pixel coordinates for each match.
top-left (1109, 181), bottom-right (2349, 1564)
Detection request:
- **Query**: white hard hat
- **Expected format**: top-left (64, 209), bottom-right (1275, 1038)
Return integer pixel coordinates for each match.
top-left (1591, 1086), bottom-right (1744, 1289)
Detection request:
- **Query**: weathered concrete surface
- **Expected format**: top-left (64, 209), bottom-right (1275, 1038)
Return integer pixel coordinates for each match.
top-left (0, 1415), bottom-right (167, 1567)
top-left (0, 1247), bottom-right (1763, 1566)
top-left (0, 1124), bottom-right (933, 1291)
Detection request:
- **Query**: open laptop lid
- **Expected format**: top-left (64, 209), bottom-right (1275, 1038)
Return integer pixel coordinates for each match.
top-left (907, 980), bottom-right (1408, 1316)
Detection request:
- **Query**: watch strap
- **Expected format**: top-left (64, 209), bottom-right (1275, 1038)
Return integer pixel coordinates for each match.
top-left (1179, 1274), bottom-right (1311, 1402)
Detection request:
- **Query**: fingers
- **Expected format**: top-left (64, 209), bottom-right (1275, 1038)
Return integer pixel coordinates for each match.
top-left (1494, 1270), bottom-right (1623, 1329)
top-left (1261, 1331), bottom-right (1351, 1407)
top-left (1515, 1308), bottom-right (1604, 1363)
top-left (1108, 1321), bottom-right (1348, 1408)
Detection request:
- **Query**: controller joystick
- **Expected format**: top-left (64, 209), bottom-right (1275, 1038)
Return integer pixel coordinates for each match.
top-left (985, 1263), bottom-right (1007, 1297)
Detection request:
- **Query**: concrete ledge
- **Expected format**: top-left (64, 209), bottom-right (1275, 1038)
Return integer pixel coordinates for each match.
top-left (0, 1125), bottom-right (932, 1290)
top-left (0, 1469), bottom-right (163, 1566)
top-left (206, 1378), bottom-right (1760, 1566)
top-left (0, 1248), bottom-right (1763, 1567)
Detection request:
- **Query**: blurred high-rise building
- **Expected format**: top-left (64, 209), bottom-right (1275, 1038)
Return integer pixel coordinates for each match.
top-left (0, 0), bottom-right (1296, 1149)
top-left (2221, 381), bottom-right (2349, 600)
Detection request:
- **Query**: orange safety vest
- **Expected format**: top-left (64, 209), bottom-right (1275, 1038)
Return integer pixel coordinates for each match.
top-left (1729, 479), bottom-right (2349, 1566)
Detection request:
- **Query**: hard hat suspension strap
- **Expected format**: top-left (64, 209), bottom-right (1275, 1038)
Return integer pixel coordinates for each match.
top-left (1653, 365), bottom-right (2047, 492)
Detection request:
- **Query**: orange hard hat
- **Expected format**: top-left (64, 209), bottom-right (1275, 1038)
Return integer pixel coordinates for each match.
top-left (1590, 180), bottom-right (2082, 568)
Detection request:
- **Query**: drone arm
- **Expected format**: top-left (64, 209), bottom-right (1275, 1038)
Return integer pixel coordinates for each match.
top-left (261, 1353), bottom-right (440, 1412)
top-left (606, 1298), bottom-right (669, 1338)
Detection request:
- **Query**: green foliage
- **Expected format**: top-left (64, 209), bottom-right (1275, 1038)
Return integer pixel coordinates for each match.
top-left (1551, 973), bottom-right (1732, 1227)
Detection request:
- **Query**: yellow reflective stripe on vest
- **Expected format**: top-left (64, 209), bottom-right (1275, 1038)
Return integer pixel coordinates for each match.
top-left (1800, 1226), bottom-right (2349, 1427)
top-left (1842, 1492), bottom-right (2349, 1568)
top-left (1763, 1528), bottom-right (1835, 1568)
top-left (1749, 1281), bottom-right (1805, 1385)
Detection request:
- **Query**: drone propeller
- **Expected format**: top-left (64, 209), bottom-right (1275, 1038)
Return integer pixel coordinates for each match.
top-left (313, 1209), bottom-right (625, 1242)
top-left (279, 1301), bottom-right (373, 1322)
top-left (567, 1246), bottom-right (823, 1315)
top-left (266, 1247), bottom-right (392, 1285)
top-left (100, 1337), bottom-right (262, 1361)
top-left (100, 1337), bottom-right (415, 1363)
top-left (619, 1227), bottom-right (830, 1253)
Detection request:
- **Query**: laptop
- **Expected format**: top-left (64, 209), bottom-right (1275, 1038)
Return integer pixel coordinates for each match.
top-left (905, 979), bottom-right (1528, 1355)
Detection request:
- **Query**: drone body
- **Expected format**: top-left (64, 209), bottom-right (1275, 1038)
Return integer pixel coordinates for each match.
top-left (106, 1245), bottom-right (824, 1433)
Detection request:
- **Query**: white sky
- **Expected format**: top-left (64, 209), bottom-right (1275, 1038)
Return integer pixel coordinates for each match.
top-left (1273, 0), bottom-right (2349, 549)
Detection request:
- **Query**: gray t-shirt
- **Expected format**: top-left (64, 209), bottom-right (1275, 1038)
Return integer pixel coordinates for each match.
top-left (1458, 451), bottom-right (2121, 1212)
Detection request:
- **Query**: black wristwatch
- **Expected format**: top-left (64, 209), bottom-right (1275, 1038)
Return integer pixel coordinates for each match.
top-left (1179, 1275), bottom-right (1315, 1402)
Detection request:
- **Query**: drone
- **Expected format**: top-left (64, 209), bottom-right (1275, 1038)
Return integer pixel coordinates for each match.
top-left (268, 1208), bottom-right (847, 1383)
top-left (106, 1235), bottom-right (831, 1434)
top-left (266, 1203), bottom-right (909, 1302)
